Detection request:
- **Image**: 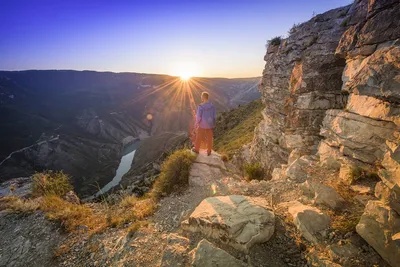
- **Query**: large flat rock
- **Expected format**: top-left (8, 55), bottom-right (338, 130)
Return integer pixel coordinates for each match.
top-left (182, 195), bottom-right (275, 252)
top-left (300, 180), bottom-right (345, 210)
top-left (284, 201), bottom-right (330, 244)
top-left (190, 239), bottom-right (247, 267)
top-left (356, 200), bottom-right (400, 267)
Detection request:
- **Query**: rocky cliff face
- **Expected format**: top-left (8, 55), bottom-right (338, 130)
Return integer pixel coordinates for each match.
top-left (250, 4), bottom-right (350, 174)
top-left (250, 0), bottom-right (400, 265)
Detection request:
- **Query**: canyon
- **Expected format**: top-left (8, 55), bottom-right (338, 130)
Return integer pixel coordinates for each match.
top-left (0, 71), bottom-right (260, 196)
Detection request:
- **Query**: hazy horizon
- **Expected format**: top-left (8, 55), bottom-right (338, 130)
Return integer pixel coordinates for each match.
top-left (1, 0), bottom-right (352, 78)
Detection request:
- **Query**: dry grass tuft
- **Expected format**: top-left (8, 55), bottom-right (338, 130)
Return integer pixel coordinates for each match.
top-left (105, 195), bottom-right (157, 228)
top-left (119, 195), bottom-right (138, 208)
top-left (127, 220), bottom-right (150, 237)
top-left (40, 195), bottom-right (107, 234)
top-left (0, 196), bottom-right (40, 213)
top-left (331, 213), bottom-right (362, 234)
top-left (32, 171), bottom-right (73, 197)
top-left (220, 154), bottom-right (229, 162)
top-left (134, 198), bottom-right (157, 219)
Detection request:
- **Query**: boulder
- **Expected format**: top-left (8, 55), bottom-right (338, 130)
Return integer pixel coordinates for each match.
top-left (286, 156), bottom-right (314, 183)
top-left (300, 181), bottom-right (345, 210)
top-left (63, 191), bottom-right (80, 205)
top-left (318, 141), bottom-right (342, 170)
top-left (288, 148), bottom-right (312, 165)
top-left (327, 242), bottom-right (360, 262)
top-left (0, 177), bottom-right (32, 198)
top-left (181, 195), bottom-right (275, 252)
top-left (271, 167), bottom-right (285, 180)
top-left (356, 200), bottom-right (400, 267)
top-left (160, 234), bottom-right (190, 267)
top-left (381, 144), bottom-right (400, 191)
top-left (375, 181), bottom-right (400, 215)
top-left (190, 239), bottom-right (246, 267)
top-left (320, 110), bottom-right (397, 164)
top-left (286, 201), bottom-right (330, 244)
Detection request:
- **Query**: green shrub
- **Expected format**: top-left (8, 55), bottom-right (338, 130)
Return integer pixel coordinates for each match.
top-left (350, 166), bottom-right (379, 183)
top-left (150, 149), bottom-right (195, 199)
top-left (267, 36), bottom-right (282, 47)
top-left (288, 23), bottom-right (299, 35)
top-left (32, 171), bottom-right (73, 197)
top-left (244, 162), bottom-right (265, 181)
top-left (341, 18), bottom-right (349, 27)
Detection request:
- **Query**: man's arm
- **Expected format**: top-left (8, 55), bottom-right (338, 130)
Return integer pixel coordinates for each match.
top-left (212, 106), bottom-right (217, 128)
top-left (195, 106), bottom-right (202, 126)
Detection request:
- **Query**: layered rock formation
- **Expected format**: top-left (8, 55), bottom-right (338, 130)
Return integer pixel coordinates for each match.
top-left (250, 0), bottom-right (400, 265)
top-left (250, 4), bottom-right (350, 175)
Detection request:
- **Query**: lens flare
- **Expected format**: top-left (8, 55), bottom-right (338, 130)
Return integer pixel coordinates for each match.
top-left (146, 114), bottom-right (153, 120)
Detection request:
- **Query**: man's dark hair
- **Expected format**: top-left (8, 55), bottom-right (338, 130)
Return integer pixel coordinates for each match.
top-left (202, 92), bottom-right (209, 100)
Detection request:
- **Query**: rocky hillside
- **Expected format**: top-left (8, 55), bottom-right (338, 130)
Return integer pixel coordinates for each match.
top-left (0, 70), bottom-right (260, 196)
top-left (248, 0), bottom-right (400, 265)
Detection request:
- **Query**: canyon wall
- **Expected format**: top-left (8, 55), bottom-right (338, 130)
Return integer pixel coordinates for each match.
top-left (250, 0), bottom-right (400, 265)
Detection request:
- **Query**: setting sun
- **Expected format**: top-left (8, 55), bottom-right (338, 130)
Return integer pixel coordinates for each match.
top-left (173, 61), bottom-right (199, 81)
top-left (180, 74), bottom-right (191, 81)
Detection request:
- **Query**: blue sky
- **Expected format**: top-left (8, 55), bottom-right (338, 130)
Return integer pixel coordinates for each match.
top-left (0, 0), bottom-right (352, 78)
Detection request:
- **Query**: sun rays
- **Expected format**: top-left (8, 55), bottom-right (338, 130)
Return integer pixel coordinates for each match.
top-left (123, 75), bottom-right (234, 141)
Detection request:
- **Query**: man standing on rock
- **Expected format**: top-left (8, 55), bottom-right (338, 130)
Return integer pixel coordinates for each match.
top-left (192, 92), bottom-right (216, 156)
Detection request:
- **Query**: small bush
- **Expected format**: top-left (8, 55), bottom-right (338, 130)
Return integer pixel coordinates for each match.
top-left (150, 149), bottom-right (195, 199)
top-left (338, 10), bottom-right (347, 18)
top-left (267, 36), bottom-right (282, 47)
top-left (32, 171), bottom-right (73, 197)
top-left (288, 23), bottom-right (299, 35)
top-left (244, 162), bottom-right (265, 181)
top-left (220, 154), bottom-right (229, 162)
top-left (341, 18), bottom-right (349, 27)
top-left (349, 166), bottom-right (379, 184)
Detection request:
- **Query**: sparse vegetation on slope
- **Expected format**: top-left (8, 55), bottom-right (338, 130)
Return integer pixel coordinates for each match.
top-left (32, 170), bottom-right (73, 197)
top-left (40, 195), bottom-right (108, 233)
top-left (214, 99), bottom-right (263, 158)
top-left (150, 149), bottom-right (196, 199)
top-left (0, 196), bottom-right (39, 213)
top-left (243, 162), bottom-right (266, 181)
top-left (267, 36), bottom-right (282, 46)
top-left (1, 170), bottom-right (160, 236)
